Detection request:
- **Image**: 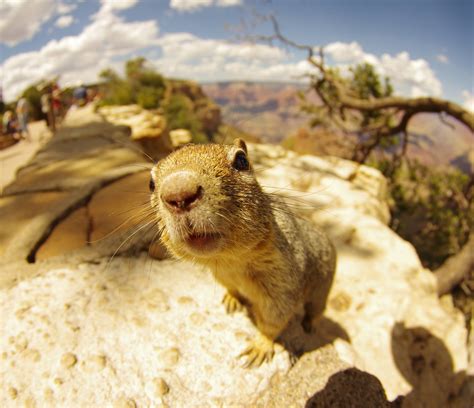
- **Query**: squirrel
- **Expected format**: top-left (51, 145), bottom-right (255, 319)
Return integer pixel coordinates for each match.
top-left (149, 139), bottom-right (336, 368)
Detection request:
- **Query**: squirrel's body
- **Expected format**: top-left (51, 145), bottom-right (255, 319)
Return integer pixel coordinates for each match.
top-left (150, 139), bottom-right (336, 367)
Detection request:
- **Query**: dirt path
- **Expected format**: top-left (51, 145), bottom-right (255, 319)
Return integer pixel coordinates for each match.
top-left (0, 121), bottom-right (52, 193)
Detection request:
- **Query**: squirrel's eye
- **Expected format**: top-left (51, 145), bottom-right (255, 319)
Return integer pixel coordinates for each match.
top-left (232, 151), bottom-right (249, 171)
top-left (149, 178), bottom-right (155, 192)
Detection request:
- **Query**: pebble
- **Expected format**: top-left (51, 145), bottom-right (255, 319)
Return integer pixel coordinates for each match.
top-left (8, 387), bottom-right (18, 399)
top-left (329, 291), bottom-right (352, 312)
top-left (54, 377), bottom-right (64, 386)
top-left (91, 354), bottom-right (107, 369)
top-left (189, 312), bottom-right (205, 325)
top-left (234, 331), bottom-right (250, 341)
top-left (113, 397), bottom-right (137, 408)
top-left (44, 387), bottom-right (54, 401)
top-left (212, 322), bottom-right (226, 331)
top-left (82, 355), bottom-right (107, 372)
top-left (24, 396), bottom-right (36, 408)
top-left (177, 296), bottom-right (194, 305)
top-left (14, 335), bottom-right (28, 352)
top-left (145, 288), bottom-right (170, 312)
top-left (158, 348), bottom-right (180, 367)
top-left (15, 305), bottom-right (32, 319)
top-left (201, 381), bottom-right (212, 392)
top-left (153, 377), bottom-right (170, 396)
top-left (61, 352), bottom-right (78, 368)
top-left (131, 316), bottom-right (148, 327)
top-left (24, 348), bottom-right (41, 362)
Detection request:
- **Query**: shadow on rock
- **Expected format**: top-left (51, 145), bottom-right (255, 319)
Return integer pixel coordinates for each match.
top-left (279, 315), bottom-right (351, 358)
top-left (305, 367), bottom-right (394, 407)
top-left (391, 322), bottom-right (472, 407)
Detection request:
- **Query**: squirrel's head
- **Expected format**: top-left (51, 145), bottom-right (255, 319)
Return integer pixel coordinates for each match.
top-left (150, 139), bottom-right (270, 262)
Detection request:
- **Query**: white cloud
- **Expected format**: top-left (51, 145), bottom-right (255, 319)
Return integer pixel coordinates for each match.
top-left (0, 0), bottom-right (56, 46)
top-left (55, 15), bottom-right (74, 29)
top-left (57, 2), bottom-right (77, 15)
top-left (216, 0), bottom-right (242, 5)
top-left (462, 90), bottom-right (474, 112)
top-left (170, 0), bottom-right (212, 11)
top-left (325, 41), bottom-right (365, 64)
top-left (436, 54), bottom-right (449, 64)
top-left (157, 33), bottom-right (285, 64)
top-left (170, 0), bottom-right (241, 12)
top-left (151, 33), bottom-right (311, 83)
top-left (99, 0), bottom-right (139, 12)
top-left (325, 41), bottom-right (443, 97)
top-left (153, 36), bottom-right (443, 98)
top-left (0, 1), bottom-right (158, 101)
top-left (0, 7), bottom-right (447, 105)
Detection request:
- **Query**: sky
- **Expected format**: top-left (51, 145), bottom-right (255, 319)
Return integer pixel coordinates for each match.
top-left (0, 0), bottom-right (472, 110)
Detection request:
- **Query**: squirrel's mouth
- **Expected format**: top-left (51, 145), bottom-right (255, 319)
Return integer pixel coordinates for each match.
top-left (184, 232), bottom-right (221, 253)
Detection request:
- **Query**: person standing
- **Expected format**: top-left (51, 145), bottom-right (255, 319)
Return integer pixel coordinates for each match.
top-left (0, 87), bottom-right (4, 113)
top-left (2, 110), bottom-right (19, 139)
top-left (52, 83), bottom-right (62, 123)
top-left (41, 90), bottom-right (55, 132)
top-left (73, 83), bottom-right (87, 106)
top-left (16, 97), bottom-right (31, 141)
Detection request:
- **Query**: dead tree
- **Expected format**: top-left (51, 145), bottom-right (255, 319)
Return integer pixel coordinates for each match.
top-left (255, 16), bottom-right (474, 293)
top-left (260, 16), bottom-right (473, 165)
top-left (434, 233), bottom-right (474, 296)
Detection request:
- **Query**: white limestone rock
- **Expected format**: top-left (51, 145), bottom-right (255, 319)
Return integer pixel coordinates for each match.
top-left (0, 139), bottom-right (469, 406)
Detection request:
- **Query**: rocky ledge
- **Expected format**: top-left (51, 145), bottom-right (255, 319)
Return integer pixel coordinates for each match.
top-left (0, 106), bottom-right (471, 407)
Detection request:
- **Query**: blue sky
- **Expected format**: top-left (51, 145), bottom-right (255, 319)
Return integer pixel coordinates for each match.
top-left (0, 0), bottom-right (472, 109)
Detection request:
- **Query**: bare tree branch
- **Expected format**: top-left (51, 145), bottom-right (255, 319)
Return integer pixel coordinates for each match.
top-left (264, 15), bottom-right (474, 146)
top-left (434, 233), bottom-right (474, 295)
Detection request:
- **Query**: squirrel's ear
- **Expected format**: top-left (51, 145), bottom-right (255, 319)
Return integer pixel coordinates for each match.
top-left (233, 138), bottom-right (247, 154)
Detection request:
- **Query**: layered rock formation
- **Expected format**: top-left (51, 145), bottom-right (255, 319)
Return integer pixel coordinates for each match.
top-left (0, 106), bottom-right (471, 407)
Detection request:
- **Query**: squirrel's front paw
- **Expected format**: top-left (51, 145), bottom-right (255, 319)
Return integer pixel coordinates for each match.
top-left (239, 334), bottom-right (275, 368)
top-left (222, 292), bottom-right (244, 314)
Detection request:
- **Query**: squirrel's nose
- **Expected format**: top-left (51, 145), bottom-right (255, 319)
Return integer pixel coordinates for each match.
top-left (160, 171), bottom-right (203, 213)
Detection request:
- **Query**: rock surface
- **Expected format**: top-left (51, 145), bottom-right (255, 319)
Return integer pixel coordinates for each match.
top-left (0, 120), bottom-right (52, 192)
top-left (169, 128), bottom-right (192, 147)
top-left (0, 104), bottom-right (149, 265)
top-left (0, 106), bottom-right (471, 407)
top-left (98, 104), bottom-right (173, 160)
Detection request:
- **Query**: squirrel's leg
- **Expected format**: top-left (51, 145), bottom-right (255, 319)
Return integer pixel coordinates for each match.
top-left (239, 308), bottom-right (290, 368)
top-left (222, 291), bottom-right (245, 314)
top-left (302, 301), bottom-right (323, 333)
top-left (302, 284), bottom-right (330, 333)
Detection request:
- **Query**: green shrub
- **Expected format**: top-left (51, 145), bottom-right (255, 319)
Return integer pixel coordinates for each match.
top-left (97, 58), bottom-right (215, 143)
top-left (21, 84), bottom-right (44, 121)
top-left (163, 94), bottom-right (207, 143)
top-left (136, 86), bottom-right (164, 109)
top-left (137, 71), bottom-right (165, 89)
top-left (374, 159), bottom-right (473, 269)
top-left (99, 58), bottom-right (165, 109)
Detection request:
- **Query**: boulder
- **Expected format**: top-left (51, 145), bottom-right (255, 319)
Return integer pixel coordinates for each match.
top-left (0, 105), bottom-right (149, 264)
top-left (98, 104), bottom-right (173, 159)
top-left (169, 128), bottom-right (192, 147)
top-left (0, 108), bottom-right (470, 406)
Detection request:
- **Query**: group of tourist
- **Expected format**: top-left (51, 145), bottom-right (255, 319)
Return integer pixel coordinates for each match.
top-left (1, 82), bottom-right (94, 143)
top-left (2, 97), bottom-right (31, 142)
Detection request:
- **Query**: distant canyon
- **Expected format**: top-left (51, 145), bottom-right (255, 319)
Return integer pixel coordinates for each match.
top-left (202, 81), bottom-right (473, 173)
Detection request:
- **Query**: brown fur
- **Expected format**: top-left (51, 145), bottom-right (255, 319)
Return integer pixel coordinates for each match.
top-left (150, 139), bottom-right (336, 367)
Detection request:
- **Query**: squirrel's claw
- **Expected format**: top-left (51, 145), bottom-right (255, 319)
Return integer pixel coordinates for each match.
top-left (239, 335), bottom-right (275, 368)
top-left (222, 292), bottom-right (244, 314)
